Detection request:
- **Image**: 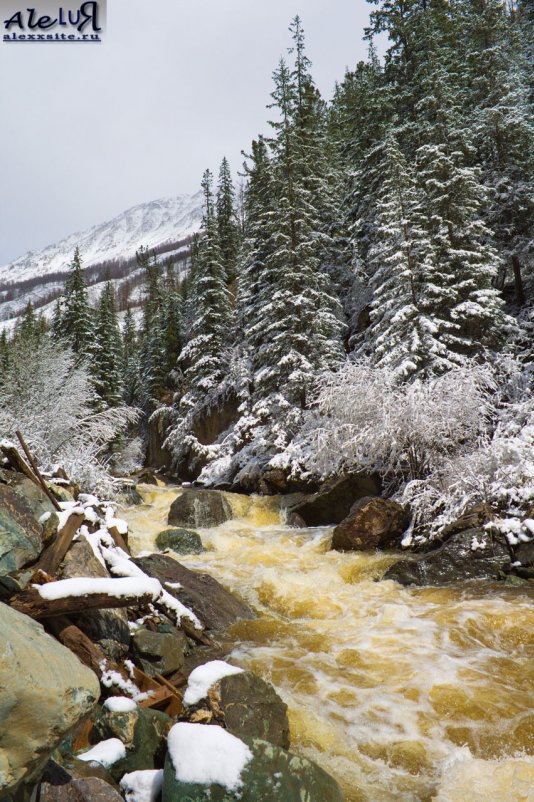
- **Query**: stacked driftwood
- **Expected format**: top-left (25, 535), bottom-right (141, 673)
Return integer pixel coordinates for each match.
top-left (1, 435), bottom-right (215, 731)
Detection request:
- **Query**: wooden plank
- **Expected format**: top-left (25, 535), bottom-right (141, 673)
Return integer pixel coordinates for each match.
top-left (35, 513), bottom-right (85, 576)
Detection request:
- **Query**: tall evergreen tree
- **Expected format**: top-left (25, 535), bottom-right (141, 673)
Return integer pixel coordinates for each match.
top-left (122, 306), bottom-right (141, 405)
top-left (92, 281), bottom-right (123, 407)
top-left (178, 170), bottom-right (232, 412)
top-left (412, 32), bottom-right (509, 355)
top-left (162, 262), bottom-right (183, 379)
top-left (364, 132), bottom-right (457, 379)
top-left (60, 247), bottom-right (93, 358)
top-left (216, 158), bottom-right (241, 285)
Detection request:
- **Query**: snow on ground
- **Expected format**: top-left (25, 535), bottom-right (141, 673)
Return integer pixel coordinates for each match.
top-left (120, 769), bottom-right (164, 802)
top-left (78, 738), bottom-right (126, 768)
top-left (167, 723), bottom-right (252, 791)
top-left (183, 660), bottom-right (244, 706)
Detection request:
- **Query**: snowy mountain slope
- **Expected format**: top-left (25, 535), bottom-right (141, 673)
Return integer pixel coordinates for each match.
top-left (0, 192), bottom-right (203, 285)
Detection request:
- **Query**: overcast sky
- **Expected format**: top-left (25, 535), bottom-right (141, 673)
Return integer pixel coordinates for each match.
top-left (0, 0), bottom-right (374, 265)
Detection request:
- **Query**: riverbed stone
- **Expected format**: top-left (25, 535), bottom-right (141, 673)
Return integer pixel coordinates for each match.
top-left (89, 707), bottom-right (171, 781)
top-left (134, 553), bottom-right (255, 632)
top-left (0, 602), bottom-right (100, 797)
top-left (332, 496), bottom-right (410, 551)
top-left (132, 628), bottom-right (186, 677)
top-left (156, 528), bottom-right (205, 555)
top-left (285, 473), bottom-right (382, 527)
top-left (384, 528), bottom-right (511, 586)
top-left (39, 775), bottom-right (123, 802)
top-left (162, 735), bottom-right (343, 802)
top-left (168, 490), bottom-right (233, 528)
top-left (215, 671), bottom-right (290, 749)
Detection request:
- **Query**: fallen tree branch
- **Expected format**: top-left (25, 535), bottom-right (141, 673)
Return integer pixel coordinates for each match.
top-left (15, 432), bottom-right (62, 511)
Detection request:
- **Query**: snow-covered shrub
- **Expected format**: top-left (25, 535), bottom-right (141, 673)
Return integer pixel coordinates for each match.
top-left (404, 372), bottom-right (534, 543)
top-left (281, 356), bottom-right (533, 543)
top-left (0, 336), bottom-right (140, 495)
top-left (300, 359), bottom-right (497, 485)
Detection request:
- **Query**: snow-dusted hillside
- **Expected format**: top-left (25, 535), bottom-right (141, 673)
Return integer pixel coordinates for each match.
top-left (0, 191), bottom-right (203, 326)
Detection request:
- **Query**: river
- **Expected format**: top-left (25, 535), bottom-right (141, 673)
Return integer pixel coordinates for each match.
top-left (122, 484), bottom-right (534, 802)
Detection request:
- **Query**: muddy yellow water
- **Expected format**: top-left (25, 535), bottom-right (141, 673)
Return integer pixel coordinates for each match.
top-left (123, 486), bottom-right (534, 802)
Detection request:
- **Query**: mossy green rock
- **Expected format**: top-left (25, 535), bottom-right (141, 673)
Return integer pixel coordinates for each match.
top-left (162, 737), bottom-right (344, 802)
top-left (156, 528), bottom-right (205, 555)
top-left (0, 484), bottom-right (44, 575)
top-left (132, 628), bottom-right (186, 677)
top-left (89, 706), bottom-right (171, 781)
top-left (0, 603), bottom-right (100, 797)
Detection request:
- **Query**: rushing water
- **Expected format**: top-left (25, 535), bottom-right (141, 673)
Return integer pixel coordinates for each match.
top-left (123, 485), bottom-right (534, 802)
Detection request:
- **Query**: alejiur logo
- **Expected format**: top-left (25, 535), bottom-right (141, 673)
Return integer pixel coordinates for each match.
top-left (2, 1), bottom-right (106, 43)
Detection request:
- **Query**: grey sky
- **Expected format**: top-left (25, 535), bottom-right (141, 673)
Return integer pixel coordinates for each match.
top-left (0, 0), bottom-right (374, 265)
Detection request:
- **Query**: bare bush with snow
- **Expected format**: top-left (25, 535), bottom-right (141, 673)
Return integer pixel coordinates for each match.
top-left (280, 357), bottom-right (533, 543)
top-left (0, 336), bottom-right (141, 495)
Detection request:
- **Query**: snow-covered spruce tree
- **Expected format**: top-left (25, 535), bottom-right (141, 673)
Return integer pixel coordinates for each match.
top-left (121, 306), bottom-right (141, 406)
top-left (411, 29), bottom-right (509, 357)
top-left (216, 157), bottom-right (241, 285)
top-left (364, 131), bottom-right (457, 379)
top-left (91, 281), bottom-right (124, 408)
top-left (177, 169), bottom-right (232, 414)
top-left (58, 246), bottom-right (93, 358)
top-left (456, 0), bottom-right (534, 307)
top-left (137, 247), bottom-right (168, 405)
top-left (14, 301), bottom-right (48, 346)
top-left (162, 261), bottom-right (183, 380)
top-left (0, 329), bottom-right (9, 380)
top-left (252, 56), bottom-right (343, 407)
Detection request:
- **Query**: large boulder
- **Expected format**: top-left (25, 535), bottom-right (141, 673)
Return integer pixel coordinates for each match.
top-left (162, 727), bottom-right (343, 802)
top-left (168, 490), bottom-right (233, 529)
top-left (134, 553), bottom-right (255, 632)
top-left (384, 529), bottom-right (511, 586)
top-left (184, 669), bottom-right (290, 749)
top-left (0, 469), bottom-right (57, 522)
top-left (332, 496), bottom-right (410, 551)
top-left (156, 528), bottom-right (205, 555)
top-left (217, 672), bottom-right (290, 750)
top-left (0, 484), bottom-right (46, 576)
top-left (285, 474), bottom-right (381, 527)
top-left (0, 602), bottom-right (100, 797)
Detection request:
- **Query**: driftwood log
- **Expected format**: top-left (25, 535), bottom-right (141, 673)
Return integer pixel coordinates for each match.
top-left (10, 587), bottom-right (156, 620)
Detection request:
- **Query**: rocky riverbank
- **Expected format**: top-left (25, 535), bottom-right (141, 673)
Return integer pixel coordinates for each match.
top-left (1, 444), bottom-right (533, 802)
top-left (0, 447), bottom-right (344, 802)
